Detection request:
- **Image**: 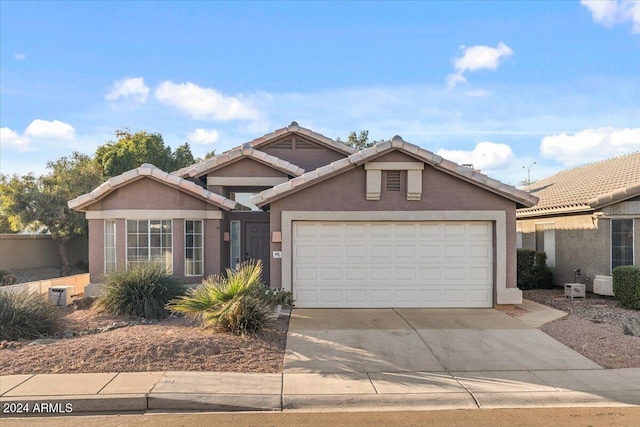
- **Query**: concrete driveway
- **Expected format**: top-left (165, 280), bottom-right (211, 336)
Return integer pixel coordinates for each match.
top-left (284, 308), bottom-right (601, 373)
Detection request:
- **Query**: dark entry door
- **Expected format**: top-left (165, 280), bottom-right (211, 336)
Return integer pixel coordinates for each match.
top-left (244, 221), bottom-right (270, 284)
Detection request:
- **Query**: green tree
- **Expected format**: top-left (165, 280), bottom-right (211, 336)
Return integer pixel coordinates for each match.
top-left (336, 130), bottom-right (383, 150)
top-left (0, 175), bottom-right (22, 233)
top-left (95, 130), bottom-right (196, 177)
top-left (2, 153), bottom-right (103, 275)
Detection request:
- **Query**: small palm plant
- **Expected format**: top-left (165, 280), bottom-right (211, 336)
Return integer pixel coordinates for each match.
top-left (167, 260), bottom-right (274, 334)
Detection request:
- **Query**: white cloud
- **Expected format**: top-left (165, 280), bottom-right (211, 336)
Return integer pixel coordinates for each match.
top-left (155, 81), bottom-right (259, 121)
top-left (446, 42), bottom-right (513, 89)
top-left (581, 0), bottom-right (640, 33)
top-left (24, 119), bottom-right (76, 140)
top-left (437, 141), bottom-right (516, 172)
top-left (540, 127), bottom-right (640, 165)
top-left (0, 127), bottom-right (31, 151)
top-left (188, 128), bottom-right (220, 144)
top-left (105, 77), bottom-right (150, 103)
top-left (14, 52), bottom-right (26, 61)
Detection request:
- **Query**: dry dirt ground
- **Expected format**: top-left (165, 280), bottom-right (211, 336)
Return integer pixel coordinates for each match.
top-left (0, 307), bottom-right (288, 375)
top-left (523, 288), bottom-right (640, 369)
top-left (1, 269), bottom-right (638, 374)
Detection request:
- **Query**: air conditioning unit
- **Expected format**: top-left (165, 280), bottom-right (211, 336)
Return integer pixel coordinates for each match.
top-left (593, 275), bottom-right (614, 296)
top-left (49, 286), bottom-right (74, 306)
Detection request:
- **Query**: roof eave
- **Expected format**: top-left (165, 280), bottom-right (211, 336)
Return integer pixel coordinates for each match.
top-left (588, 183), bottom-right (640, 209)
top-left (516, 205), bottom-right (593, 219)
top-left (68, 165), bottom-right (237, 212)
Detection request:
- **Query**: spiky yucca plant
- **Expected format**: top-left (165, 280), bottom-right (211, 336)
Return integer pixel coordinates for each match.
top-left (167, 260), bottom-right (274, 334)
top-left (0, 290), bottom-right (61, 341)
top-left (98, 262), bottom-right (184, 319)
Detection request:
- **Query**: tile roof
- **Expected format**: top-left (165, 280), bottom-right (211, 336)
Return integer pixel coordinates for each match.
top-left (173, 144), bottom-right (305, 178)
top-left (250, 136), bottom-right (538, 208)
top-left (517, 151), bottom-right (640, 218)
top-left (68, 164), bottom-right (237, 211)
top-left (247, 121), bottom-right (357, 155)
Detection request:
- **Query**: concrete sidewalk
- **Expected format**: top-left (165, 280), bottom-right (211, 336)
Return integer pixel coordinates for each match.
top-left (2, 301), bottom-right (639, 415)
top-left (3, 368), bottom-right (640, 414)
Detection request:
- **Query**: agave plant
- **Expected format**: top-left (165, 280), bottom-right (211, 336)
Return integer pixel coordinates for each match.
top-left (167, 260), bottom-right (274, 334)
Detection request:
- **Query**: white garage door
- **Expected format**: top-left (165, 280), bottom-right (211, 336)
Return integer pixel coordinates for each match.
top-left (292, 221), bottom-right (493, 308)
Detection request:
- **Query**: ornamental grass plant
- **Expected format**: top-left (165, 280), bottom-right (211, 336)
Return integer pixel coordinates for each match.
top-left (0, 290), bottom-right (61, 341)
top-left (97, 262), bottom-right (184, 319)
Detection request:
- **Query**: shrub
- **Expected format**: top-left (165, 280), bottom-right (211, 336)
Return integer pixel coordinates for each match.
top-left (263, 288), bottom-right (295, 308)
top-left (0, 269), bottom-right (18, 286)
top-left (167, 260), bottom-right (274, 334)
top-left (517, 249), bottom-right (553, 290)
top-left (613, 265), bottom-right (640, 310)
top-left (0, 290), bottom-right (61, 341)
top-left (97, 263), bottom-right (184, 319)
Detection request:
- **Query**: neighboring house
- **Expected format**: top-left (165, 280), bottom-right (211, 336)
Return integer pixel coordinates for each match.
top-left (68, 122), bottom-right (537, 308)
top-left (517, 152), bottom-right (640, 291)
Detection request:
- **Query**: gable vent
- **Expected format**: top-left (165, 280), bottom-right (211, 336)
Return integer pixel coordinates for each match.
top-left (271, 139), bottom-right (293, 149)
top-left (295, 139), bottom-right (321, 150)
top-left (386, 171), bottom-right (401, 191)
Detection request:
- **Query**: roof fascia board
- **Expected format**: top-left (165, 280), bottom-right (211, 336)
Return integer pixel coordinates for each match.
top-left (69, 166), bottom-right (236, 212)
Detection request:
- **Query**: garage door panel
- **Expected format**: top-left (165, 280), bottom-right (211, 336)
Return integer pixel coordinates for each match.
top-left (292, 221), bottom-right (493, 308)
top-left (371, 267), bottom-right (391, 280)
top-left (346, 245), bottom-right (367, 258)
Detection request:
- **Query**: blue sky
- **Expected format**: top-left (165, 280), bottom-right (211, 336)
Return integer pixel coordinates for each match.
top-left (1, 1), bottom-right (639, 186)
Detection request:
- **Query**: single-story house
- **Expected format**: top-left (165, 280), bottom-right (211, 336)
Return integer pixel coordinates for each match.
top-left (516, 152), bottom-right (640, 291)
top-left (69, 122), bottom-right (537, 308)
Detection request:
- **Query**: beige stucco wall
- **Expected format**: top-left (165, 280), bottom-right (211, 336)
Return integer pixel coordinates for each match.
top-left (207, 158), bottom-right (289, 178)
top-left (0, 234), bottom-right (88, 270)
top-left (86, 178), bottom-right (220, 212)
top-left (518, 199), bottom-right (640, 291)
top-left (84, 177), bottom-right (224, 284)
top-left (518, 213), bottom-right (609, 290)
top-left (267, 155), bottom-right (519, 303)
top-left (262, 143), bottom-right (347, 171)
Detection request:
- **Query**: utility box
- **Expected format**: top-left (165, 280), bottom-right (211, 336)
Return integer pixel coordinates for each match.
top-left (564, 283), bottom-right (586, 299)
top-left (49, 286), bottom-right (73, 306)
top-left (593, 275), bottom-right (614, 296)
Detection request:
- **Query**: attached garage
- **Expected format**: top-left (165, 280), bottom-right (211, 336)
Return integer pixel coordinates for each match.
top-left (250, 136), bottom-right (539, 308)
top-left (292, 220), bottom-right (493, 308)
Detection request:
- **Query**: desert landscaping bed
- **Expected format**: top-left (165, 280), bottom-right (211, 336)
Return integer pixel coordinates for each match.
top-left (1, 265), bottom-right (638, 374)
top-left (523, 288), bottom-right (640, 369)
top-left (0, 307), bottom-right (288, 375)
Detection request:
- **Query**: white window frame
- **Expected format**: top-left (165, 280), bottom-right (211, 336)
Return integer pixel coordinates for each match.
top-left (184, 219), bottom-right (204, 277)
top-left (534, 222), bottom-right (555, 268)
top-left (611, 218), bottom-right (635, 273)
top-left (104, 219), bottom-right (117, 275)
top-left (126, 219), bottom-right (173, 273)
top-left (230, 220), bottom-right (241, 269)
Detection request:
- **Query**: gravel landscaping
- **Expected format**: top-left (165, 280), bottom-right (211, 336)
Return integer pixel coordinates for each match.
top-left (0, 306), bottom-right (288, 375)
top-left (523, 288), bottom-right (640, 369)
top-left (1, 266), bottom-right (638, 373)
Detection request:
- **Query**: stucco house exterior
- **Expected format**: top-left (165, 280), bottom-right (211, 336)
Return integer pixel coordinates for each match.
top-left (69, 122), bottom-right (537, 308)
top-left (516, 152), bottom-right (640, 291)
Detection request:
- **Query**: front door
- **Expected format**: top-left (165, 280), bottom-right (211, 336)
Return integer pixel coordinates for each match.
top-left (244, 221), bottom-right (270, 285)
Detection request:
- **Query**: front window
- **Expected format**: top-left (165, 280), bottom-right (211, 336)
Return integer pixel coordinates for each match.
top-left (185, 220), bottom-right (203, 276)
top-left (230, 220), bottom-right (241, 269)
top-left (104, 220), bottom-right (116, 274)
top-left (612, 219), bottom-right (634, 271)
top-left (127, 219), bottom-right (172, 273)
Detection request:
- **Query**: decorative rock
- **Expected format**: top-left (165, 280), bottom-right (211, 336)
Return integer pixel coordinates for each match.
top-left (29, 338), bottom-right (58, 346)
top-left (73, 296), bottom-right (98, 310)
top-left (623, 317), bottom-right (640, 337)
